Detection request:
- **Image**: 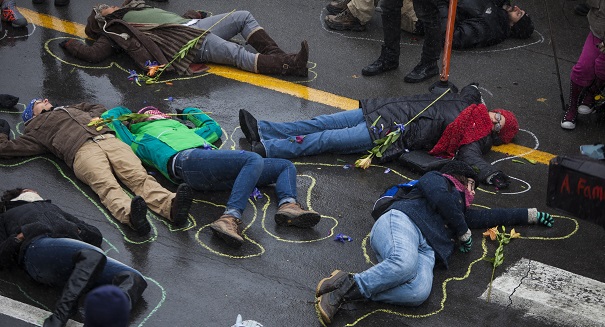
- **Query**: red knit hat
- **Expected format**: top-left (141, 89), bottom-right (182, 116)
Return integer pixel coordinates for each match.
top-left (491, 109), bottom-right (518, 144)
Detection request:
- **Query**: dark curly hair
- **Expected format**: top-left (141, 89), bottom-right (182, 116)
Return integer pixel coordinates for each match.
top-left (1, 188), bottom-right (24, 213)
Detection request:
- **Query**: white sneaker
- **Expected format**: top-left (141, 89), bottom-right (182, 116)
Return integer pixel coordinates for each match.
top-left (578, 104), bottom-right (595, 115)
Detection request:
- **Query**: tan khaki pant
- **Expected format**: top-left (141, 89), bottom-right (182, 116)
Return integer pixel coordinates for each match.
top-left (73, 137), bottom-right (175, 225)
top-left (347, 0), bottom-right (418, 32)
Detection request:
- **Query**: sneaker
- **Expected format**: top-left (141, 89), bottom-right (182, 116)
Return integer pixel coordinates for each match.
top-left (239, 109), bottom-right (260, 143)
top-left (561, 108), bottom-right (577, 130)
top-left (210, 215), bottom-right (244, 247)
top-left (170, 183), bottom-right (193, 226)
top-left (325, 9), bottom-right (365, 31)
top-left (578, 104), bottom-right (595, 115)
top-left (275, 202), bottom-right (321, 227)
top-left (316, 270), bottom-right (350, 296)
top-left (326, 0), bottom-right (351, 15)
top-left (1, 0), bottom-right (27, 27)
top-left (130, 196), bottom-right (151, 236)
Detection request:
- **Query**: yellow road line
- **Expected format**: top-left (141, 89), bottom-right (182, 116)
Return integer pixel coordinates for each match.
top-left (20, 8), bottom-right (556, 165)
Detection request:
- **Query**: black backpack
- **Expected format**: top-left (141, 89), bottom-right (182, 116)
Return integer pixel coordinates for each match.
top-left (371, 180), bottom-right (421, 220)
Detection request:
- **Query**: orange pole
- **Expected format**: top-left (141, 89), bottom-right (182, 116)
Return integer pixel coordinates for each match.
top-left (441, 0), bottom-right (458, 82)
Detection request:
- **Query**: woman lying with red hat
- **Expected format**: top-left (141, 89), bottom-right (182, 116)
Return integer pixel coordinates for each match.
top-left (239, 83), bottom-right (519, 189)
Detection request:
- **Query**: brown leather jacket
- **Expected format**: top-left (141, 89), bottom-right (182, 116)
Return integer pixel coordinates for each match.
top-left (0, 103), bottom-right (112, 168)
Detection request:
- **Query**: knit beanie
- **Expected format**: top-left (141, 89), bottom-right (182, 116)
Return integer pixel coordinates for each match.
top-left (84, 285), bottom-right (130, 327)
top-left (440, 160), bottom-right (478, 180)
top-left (491, 109), bottom-right (518, 144)
top-left (0, 94), bottom-right (19, 108)
top-left (510, 14), bottom-right (534, 39)
top-left (138, 106), bottom-right (170, 121)
top-left (22, 98), bottom-right (39, 122)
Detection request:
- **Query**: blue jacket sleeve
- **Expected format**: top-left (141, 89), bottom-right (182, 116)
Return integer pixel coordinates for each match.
top-left (102, 107), bottom-right (138, 147)
top-left (416, 172), bottom-right (470, 238)
top-left (182, 107), bottom-right (223, 143)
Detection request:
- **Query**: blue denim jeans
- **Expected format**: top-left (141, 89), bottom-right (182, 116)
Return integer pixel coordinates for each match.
top-left (195, 11), bottom-right (261, 72)
top-left (258, 109), bottom-right (374, 159)
top-left (353, 209), bottom-right (435, 306)
top-left (173, 149), bottom-right (297, 218)
top-left (22, 237), bottom-right (141, 287)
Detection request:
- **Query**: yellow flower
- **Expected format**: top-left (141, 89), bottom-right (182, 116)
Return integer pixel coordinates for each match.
top-left (355, 155), bottom-right (373, 169)
top-left (483, 227), bottom-right (498, 241)
top-left (509, 228), bottom-right (521, 239)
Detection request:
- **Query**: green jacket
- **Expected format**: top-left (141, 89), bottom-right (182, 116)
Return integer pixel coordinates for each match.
top-left (102, 106), bottom-right (222, 183)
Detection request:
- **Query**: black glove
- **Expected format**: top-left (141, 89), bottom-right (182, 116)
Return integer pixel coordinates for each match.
top-left (537, 212), bottom-right (554, 227)
top-left (0, 119), bottom-right (11, 139)
top-left (491, 172), bottom-right (510, 189)
top-left (0, 236), bottom-right (22, 269)
top-left (0, 94), bottom-right (19, 108)
top-left (175, 108), bottom-right (185, 115)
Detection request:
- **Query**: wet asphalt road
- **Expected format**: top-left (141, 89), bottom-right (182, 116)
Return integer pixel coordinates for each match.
top-left (1, 0), bottom-right (605, 326)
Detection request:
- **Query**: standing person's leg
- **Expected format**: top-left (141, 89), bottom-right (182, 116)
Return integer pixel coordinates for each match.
top-left (362, 0), bottom-right (402, 76)
top-left (353, 209), bottom-right (433, 303)
top-left (563, 32), bottom-right (602, 129)
top-left (404, 0), bottom-right (440, 83)
top-left (349, 0), bottom-right (376, 24)
top-left (256, 158), bottom-right (321, 227)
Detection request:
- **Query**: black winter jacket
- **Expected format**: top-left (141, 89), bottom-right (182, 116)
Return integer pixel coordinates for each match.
top-left (360, 84), bottom-right (499, 183)
top-left (439, 0), bottom-right (511, 49)
top-left (0, 200), bottom-right (102, 268)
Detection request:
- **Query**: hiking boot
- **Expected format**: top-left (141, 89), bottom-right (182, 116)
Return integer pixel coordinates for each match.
top-left (361, 45), bottom-right (399, 76)
top-left (326, 0), bottom-right (351, 15)
top-left (275, 202), bottom-right (321, 227)
top-left (250, 141), bottom-right (266, 157)
top-left (1, 0), bottom-right (27, 27)
top-left (404, 61), bottom-right (439, 83)
top-left (210, 215), bottom-right (244, 247)
top-left (171, 183), bottom-right (193, 226)
top-left (239, 109), bottom-right (260, 143)
top-left (325, 9), bottom-right (365, 32)
top-left (561, 108), bottom-right (577, 130)
top-left (316, 270), bottom-right (350, 296)
top-left (316, 274), bottom-right (362, 325)
top-left (130, 196), bottom-right (151, 236)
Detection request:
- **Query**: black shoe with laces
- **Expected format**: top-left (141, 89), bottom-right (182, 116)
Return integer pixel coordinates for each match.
top-left (171, 183), bottom-right (193, 226)
top-left (404, 61), bottom-right (439, 83)
top-left (130, 196), bottom-right (151, 236)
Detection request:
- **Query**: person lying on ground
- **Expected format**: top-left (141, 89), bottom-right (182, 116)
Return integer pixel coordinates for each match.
top-left (60, 0), bottom-right (309, 77)
top-left (0, 98), bottom-right (193, 236)
top-left (100, 106), bottom-right (322, 248)
top-left (314, 161), bottom-right (554, 325)
top-left (239, 83), bottom-right (519, 189)
top-left (0, 188), bottom-right (147, 327)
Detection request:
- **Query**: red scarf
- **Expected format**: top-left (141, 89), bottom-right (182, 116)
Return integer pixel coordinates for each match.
top-left (429, 103), bottom-right (493, 158)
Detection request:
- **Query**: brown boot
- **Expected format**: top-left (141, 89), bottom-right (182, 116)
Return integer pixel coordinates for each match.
top-left (210, 215), bottom-right (244, 247)
top-left (247, 28), bottom-right (285, 55)
top-left (325, 9), bottom-right (366, 31)
top-left (275, 202), bottom-right (320, 227)
top-left (326, 0), bottom-right (351, 15)
top-left (256, 41), bottom-right (309, 77)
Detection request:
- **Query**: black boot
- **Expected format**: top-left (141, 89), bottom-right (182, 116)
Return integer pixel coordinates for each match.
top-left (316, 274), bottom-right (363, 325)
top-left (43, 249), bottom-right (107, 327)
top-left (130, 196), bottom-right (150, 236)
top-left (247, 28), bottom-right (286, 55)
top-left (239, 109), bottom-right (260, 143)
top-left (112, 271), bottom-right (148, 310)
top-left (361, 45), bottom-right (399, 76)
top-left (403, 61), bottom-right (439, 83)
top-left (256, 41), bottom-right (309, 77)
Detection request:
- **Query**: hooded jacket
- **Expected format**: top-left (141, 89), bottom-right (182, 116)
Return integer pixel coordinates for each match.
top-left (64, 0), bottom-right (206, 75)
top-left (0, 103), bottom-right (111, 168)
top-left (0, 200), bottom-right (102, 268)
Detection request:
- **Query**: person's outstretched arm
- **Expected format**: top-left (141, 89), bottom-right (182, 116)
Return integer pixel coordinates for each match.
top-left (181, 107), bottom-right (223, 143)
top-left (60, 35), bottom-right (117, 64)
top-left (466, 208), bottom-right (554, 229)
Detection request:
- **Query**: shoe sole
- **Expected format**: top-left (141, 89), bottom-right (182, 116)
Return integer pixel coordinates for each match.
top-left (210, 226), bottom-right (244, 248)
top-left (275, 211), bottom-right (321, 227)
top-left (361, 65), bottom-right (398, 76)
top-left (239, 110), bottom-right (260, 143)
top-left (325, 20), bottom-right (366, 32)
top-left (172, 184), bottom-right (193, 226)
top-left (130, 196), bottom-right (151, 236)
top-left (316, 270), bottom-right (345, 296)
